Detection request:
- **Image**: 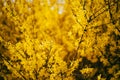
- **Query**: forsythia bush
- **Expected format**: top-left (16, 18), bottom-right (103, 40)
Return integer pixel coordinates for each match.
top-left (0, 0), bottom-right (120, 80)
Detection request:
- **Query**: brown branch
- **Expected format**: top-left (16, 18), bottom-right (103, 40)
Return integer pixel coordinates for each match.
top-left (1, 54), bottom-right (27, 80)
top-left (88, 1), bottom-right (116, 23)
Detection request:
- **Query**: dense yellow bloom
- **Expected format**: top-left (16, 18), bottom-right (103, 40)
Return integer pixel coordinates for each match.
top-left (80, 67), bottom-right (97, 78)
top-left (0, 0), bottom-right (119, 80)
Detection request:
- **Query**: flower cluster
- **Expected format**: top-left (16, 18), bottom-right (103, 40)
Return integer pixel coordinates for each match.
top-left (0, 0), bottom-right (120, 80)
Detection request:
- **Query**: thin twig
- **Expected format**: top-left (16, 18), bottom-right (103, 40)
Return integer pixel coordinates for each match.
top-left (1, 54), bottom-right (27, 80)
top-left (88, 1), bottom-right (116, 23)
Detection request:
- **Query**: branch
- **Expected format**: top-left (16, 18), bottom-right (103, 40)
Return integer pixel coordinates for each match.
top-left (88, 1), bottom-right (116, 23)
top-left (87, 17), bottom-right (120, 31)
top-left (1, 54), bottom-right (27, 80)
